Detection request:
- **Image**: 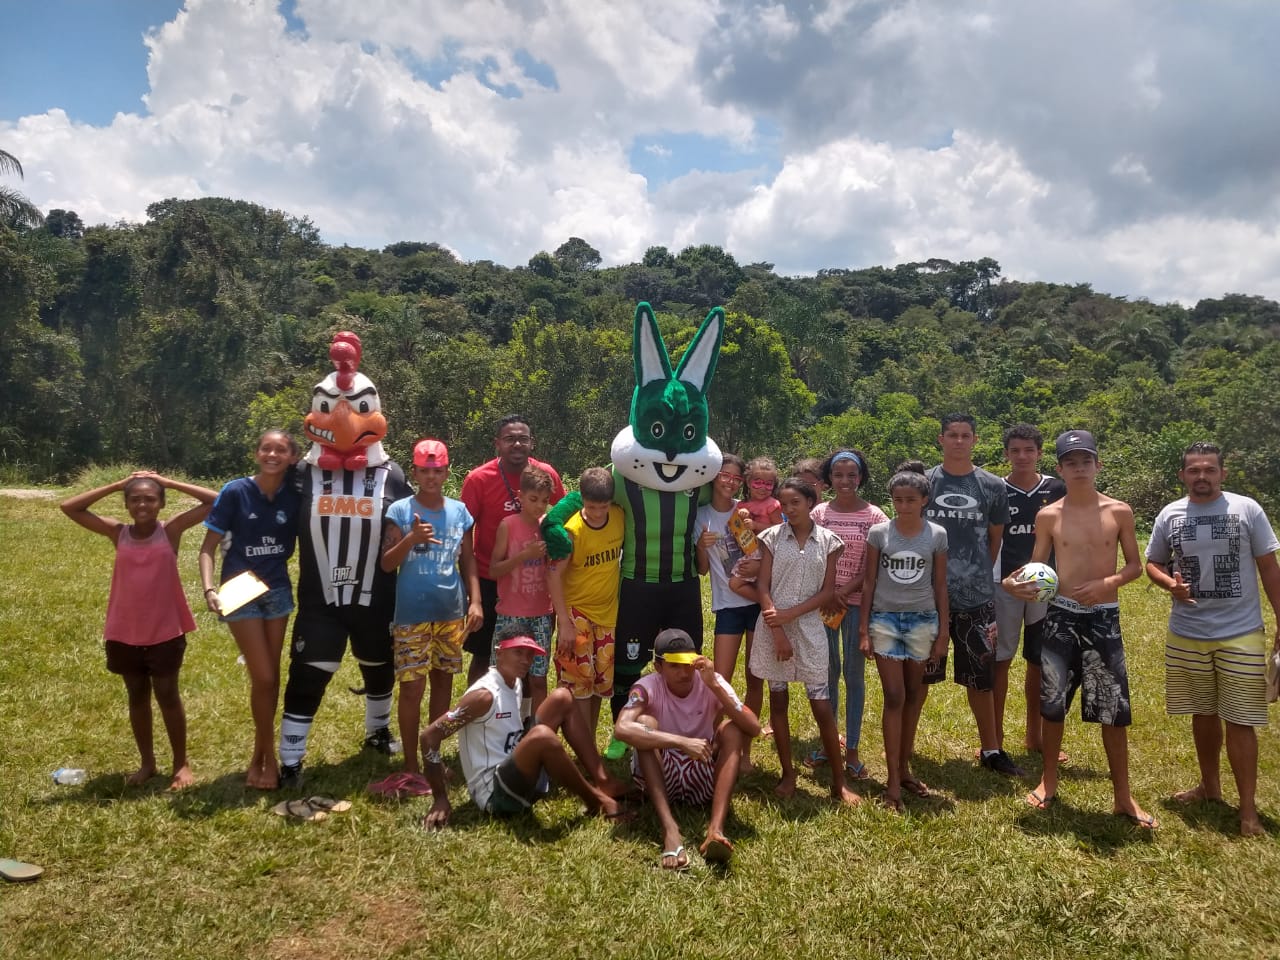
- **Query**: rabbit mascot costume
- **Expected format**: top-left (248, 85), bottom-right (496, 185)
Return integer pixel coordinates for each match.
top-left (544, 302), bottom-right (725, 724)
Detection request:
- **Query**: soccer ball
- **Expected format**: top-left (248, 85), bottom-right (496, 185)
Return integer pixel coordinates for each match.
top-left (1014, 562), bottom-right (1059, 602)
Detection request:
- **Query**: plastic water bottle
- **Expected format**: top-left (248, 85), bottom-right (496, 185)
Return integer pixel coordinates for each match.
top-left (52, 767), bottom-right (86, 786)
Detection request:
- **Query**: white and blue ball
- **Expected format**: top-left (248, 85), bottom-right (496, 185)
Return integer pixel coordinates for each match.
top-left (1014, 562), bottom-right (1059, 602)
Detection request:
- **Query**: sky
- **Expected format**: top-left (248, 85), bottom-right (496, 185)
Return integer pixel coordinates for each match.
top-left (4, 0), bottom-right (1280, 305)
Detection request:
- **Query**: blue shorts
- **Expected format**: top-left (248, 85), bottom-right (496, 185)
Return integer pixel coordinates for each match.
top-left (868, 610), bottom-right (938, 661)
top-left (713, 603), bottom-right (761, 636)
top-left (221, 585), bottom-right (294, 623)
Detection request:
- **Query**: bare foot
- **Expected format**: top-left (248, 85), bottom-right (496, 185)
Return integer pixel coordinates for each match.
top-left (774, 773), bottom-right (797, 798)
top-left (245, 766), bottom-right (278, 790)
top-left (168, 765), bottom-right (195, 791)
top-left (1172, 784), bottom-right (1222, 804)
top-left (125, 765), bottom-right (157, 786)
top-left (1241, 813), bottom-right (1265, 837)
top-left (833, 785), bottom-right (862, 806)
top-left (880, 793), bottom-right (903, 814)
top-left (1025, 744), bottom-right (1070, 764)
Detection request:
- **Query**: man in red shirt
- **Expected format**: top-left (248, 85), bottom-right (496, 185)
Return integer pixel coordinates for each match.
top-left (460, 415), bottom-right (566, 684)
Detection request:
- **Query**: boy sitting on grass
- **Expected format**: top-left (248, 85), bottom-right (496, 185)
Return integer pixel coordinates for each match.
top-left (420, 631), bottom-right (630, 828)
top-left (613, 629), bottom-right (760, 870)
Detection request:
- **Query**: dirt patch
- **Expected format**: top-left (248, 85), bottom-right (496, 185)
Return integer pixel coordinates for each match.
top-left (267, 894), bottom-right (421, 960)
top-left (0, 488), bottom-right (56, 500)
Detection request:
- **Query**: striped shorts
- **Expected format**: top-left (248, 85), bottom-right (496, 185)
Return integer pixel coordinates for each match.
top-left (1165, 629), bottom-right (1268, 727)
top-left (632, 748), bottom-right (716, 806)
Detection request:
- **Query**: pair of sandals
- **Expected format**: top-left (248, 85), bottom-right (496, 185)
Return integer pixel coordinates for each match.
top-left (367, 772), bottom-right (432, 800)
top-left (272, 796), bottom-right (353, 822)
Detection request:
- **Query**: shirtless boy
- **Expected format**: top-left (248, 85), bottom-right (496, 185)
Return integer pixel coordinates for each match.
top-left (1003, 430), bottom-right (1156, 827)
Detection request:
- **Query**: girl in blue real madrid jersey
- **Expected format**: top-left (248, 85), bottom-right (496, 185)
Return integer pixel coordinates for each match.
top-left (199, 430), bottom-right (301, 789)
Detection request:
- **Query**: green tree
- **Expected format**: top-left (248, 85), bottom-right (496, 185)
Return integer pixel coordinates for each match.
top-left (0, 149), bottom-right (43, 228)
top-left (553, 237), bottom-right (602, 272)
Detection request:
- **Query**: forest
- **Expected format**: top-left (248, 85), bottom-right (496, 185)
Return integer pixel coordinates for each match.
top-left (3, 194), bottom-right (1278, 523)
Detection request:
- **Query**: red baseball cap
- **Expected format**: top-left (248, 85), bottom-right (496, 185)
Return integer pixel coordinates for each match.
top-left (413, 438), bottom-right (449, 467)
top-left (496, 634), bottom-right (547, 656)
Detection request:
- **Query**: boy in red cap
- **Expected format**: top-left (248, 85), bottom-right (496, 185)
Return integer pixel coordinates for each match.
top-left (420, 629), bottom-right (630, 826)
top-left (375, 439), bottom-right (483, 793)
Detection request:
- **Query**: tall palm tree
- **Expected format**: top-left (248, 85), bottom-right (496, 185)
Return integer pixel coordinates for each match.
top-left (0, 148), bottom-right (44, 228)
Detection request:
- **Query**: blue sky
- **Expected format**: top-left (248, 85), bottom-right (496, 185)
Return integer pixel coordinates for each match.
top-left (2, 1), bottom-right (173, 124)
top-left (4, 0), bottom-right (1280, 305)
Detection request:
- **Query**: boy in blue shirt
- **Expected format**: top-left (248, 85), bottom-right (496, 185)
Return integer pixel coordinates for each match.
top-left (380, 439), bottom-right (483, 787)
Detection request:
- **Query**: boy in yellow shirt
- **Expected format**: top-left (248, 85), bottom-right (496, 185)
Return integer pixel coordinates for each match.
top-left (549, 467), bottom-right (624, 737)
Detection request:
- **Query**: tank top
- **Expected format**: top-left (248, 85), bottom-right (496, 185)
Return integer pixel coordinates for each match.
top-left (495, 514), bottom-right (552, 617)
top-left (103, 521), bottom-right (197, 646)
top-left (458, 668), bottom-right (525, 807)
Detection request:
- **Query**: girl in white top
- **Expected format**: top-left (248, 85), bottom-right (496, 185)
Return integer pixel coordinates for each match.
top-left (695, 453), bottom-right (766, 769)
top-left (750, 478), bottom-right (860, 805)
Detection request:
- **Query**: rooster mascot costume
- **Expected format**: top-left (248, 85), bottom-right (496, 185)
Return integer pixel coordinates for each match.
top-left (278, 332), bottom-right (412, 784)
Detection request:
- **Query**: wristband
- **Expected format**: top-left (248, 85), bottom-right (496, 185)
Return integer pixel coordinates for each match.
top-left (204, 588), bottom-right (217, 595)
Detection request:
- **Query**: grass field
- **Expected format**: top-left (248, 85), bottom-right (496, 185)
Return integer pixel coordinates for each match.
top-left (2, 486), bottom-right (1280, 960)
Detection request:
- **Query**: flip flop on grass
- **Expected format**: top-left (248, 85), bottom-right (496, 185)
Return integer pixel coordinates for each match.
top-left (844, 759), bottom-right (871, 781)
top-left (272, 799), bottom-right (328, 822)
top-left (306, 796), bottom-right (352, 813)
top-left (1115, 809), bottom-right (1159, 830)
top-left (901, 776), bottom-right (930, 798)
top-left (0, 858), bottom-right (43, 882)
top-left (367, 772), bottom-right (431, 800)
top-left (1025, 790), bottom-right (1056, 810)
top-left (659, 845), bottom-right (689, 872)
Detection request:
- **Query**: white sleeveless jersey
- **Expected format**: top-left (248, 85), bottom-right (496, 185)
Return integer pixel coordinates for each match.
top-left (458, 668), bottom-right (525, 807)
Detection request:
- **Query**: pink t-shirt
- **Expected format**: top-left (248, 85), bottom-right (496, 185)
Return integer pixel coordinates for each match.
top-left (811, 501), bottom-right (888, 606)
top-left (494, 513), bottom-right (552, 617)
top-left (631, 671), bottom-right (721, 741)
top-left (742, 496), bottom-right (780, 528)
top-left (103, 521), bottom-right (197, 646)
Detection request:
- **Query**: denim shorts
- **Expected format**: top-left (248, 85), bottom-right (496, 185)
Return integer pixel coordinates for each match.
top-left (713, 603), bottom-right (761, 636)
top-left (220, 585), bottom-right (294, 623)
top-left (868, 610), bottom-right (938, 661)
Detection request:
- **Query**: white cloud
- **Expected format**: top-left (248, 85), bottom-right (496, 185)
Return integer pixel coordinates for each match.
top-left (3, 0), bottom-right (1280, 303)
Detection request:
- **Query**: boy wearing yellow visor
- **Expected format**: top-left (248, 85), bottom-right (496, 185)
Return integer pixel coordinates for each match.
top-left (612, 629), bottom-right (761, 870)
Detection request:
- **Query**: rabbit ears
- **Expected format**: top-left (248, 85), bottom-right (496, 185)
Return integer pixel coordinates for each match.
top-left (632, 302), bottom-right (725, 397)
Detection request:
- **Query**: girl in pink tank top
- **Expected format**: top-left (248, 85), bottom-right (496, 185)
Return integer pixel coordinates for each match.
top-left (61, 471), bottom-right (217, 790)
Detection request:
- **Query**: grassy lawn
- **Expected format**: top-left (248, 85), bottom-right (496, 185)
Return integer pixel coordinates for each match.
top-left (2, 487), bottom-right (1279, 960)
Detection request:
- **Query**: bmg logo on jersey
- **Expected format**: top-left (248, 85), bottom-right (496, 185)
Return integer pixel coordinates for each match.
top-left (316, 495), bottom-right (375, 517)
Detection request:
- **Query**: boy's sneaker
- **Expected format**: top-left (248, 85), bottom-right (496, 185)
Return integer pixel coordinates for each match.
top-left (364, 726), bottom-right (403, 756)
top-left (980, 749), bottom-right (1025, 777)
top-left (279, 763), bottom-right (304, 790)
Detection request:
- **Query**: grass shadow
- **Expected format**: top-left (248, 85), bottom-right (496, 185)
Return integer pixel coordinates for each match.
top-left (909, 754), bottom-right (1025, 802)
top-left (1158, 796), bottom-right (1278, 839)
top-left (1013, 797), bottom-right (1161, 853)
